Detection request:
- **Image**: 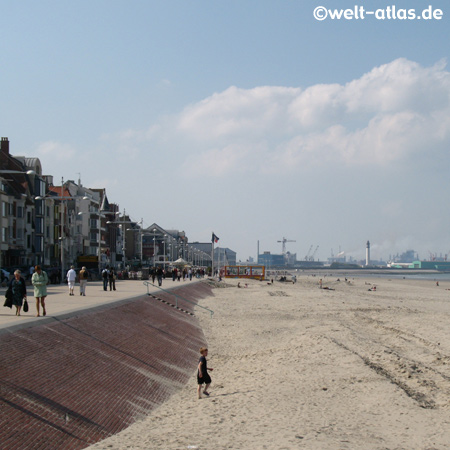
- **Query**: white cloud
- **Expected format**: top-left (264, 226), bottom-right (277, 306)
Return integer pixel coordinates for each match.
top-left (101, 58), bottom-right (450, 182)
top-left (167, 58), bottom-right (450, 176)
top-left (177, 85), bottom-right (301, 140)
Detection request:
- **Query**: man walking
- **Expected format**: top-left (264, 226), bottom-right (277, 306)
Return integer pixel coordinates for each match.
top-left (79, 266), bottom-right (89, 296)
top-left (67, 265), bottom-right (76, 296)
top-left (102, 267), bottom-right (109, 291)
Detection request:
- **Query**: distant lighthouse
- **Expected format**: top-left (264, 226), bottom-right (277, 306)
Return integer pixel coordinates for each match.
top-left (366, 240), bottom-right (370, 266)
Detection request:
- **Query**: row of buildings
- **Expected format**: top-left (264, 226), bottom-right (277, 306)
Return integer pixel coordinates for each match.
top-left (0, 137), bottom-right (236, 278)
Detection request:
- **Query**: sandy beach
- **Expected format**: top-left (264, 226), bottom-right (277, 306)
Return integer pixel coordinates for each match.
top-left (87, 274), bottom-right (450, 450)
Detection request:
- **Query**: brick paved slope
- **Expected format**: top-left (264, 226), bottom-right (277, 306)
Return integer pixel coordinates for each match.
top-left (0, 281), bottom-right (214, 450)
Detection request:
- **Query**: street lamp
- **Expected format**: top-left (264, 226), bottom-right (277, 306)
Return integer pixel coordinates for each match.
top-left (107, 216), bottom-right (141, 269)
top-left (78, 195), bottom-right (117, 275)
top-left (0, 169), bottom-right (36, 176)
top-left (163, 234), bottom-right (167, 270)
top-left (153, 228), bottom-right (157, 268)
top-left (35, 177), bottom-right (74, 283)
top-left (140, 231), bottom-right (154, 267)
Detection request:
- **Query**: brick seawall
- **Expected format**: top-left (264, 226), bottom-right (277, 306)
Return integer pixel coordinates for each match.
top-left (0, 281), bottom-right (214, 450)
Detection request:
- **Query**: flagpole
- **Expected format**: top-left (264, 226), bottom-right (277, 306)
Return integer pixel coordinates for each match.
top-left (211, 232), bottom-right (214, 277)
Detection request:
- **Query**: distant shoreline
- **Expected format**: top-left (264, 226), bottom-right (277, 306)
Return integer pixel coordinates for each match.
top-left (270, 268), bottom-right (449, 275)
top-left (302, 268), bottom-right (449, 275)
top-left (266, 268), bottom-right (450, 281)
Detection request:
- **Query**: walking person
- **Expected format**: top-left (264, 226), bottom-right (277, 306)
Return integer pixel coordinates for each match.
top-left (102, 267), bottom-right (109, 291)
top-left (67, 265), bottom-right (76, 296)
top-left (156, 266), bottom-right (163, 287)
top-left (197, 347), bottom-right (213, 399)
top-left (109, 267), bottom-right (116, 291)
top-left (31, 265), bottom-right (48, 317)
top-left (79, 266), bottom-right (89, 296)
top-left (8, 270), bottom-right (27, 316)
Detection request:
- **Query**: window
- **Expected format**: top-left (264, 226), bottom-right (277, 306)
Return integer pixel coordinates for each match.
top-left (17, 206), bottom-right (24, 218)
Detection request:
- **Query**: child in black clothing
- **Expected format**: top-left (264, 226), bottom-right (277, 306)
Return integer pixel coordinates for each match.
top-left (197, 347), bottom-right (213, 399)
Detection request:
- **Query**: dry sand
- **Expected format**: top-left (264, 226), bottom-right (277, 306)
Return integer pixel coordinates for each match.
top-left (87, 274), bottom-right (450, 450)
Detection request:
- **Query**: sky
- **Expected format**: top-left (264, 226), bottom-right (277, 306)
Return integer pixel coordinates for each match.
top-left (1, 0), bottom-right (449, 263)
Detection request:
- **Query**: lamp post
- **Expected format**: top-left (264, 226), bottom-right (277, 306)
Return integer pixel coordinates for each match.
top-left (107, 216), bottom-right (141, 270)
top-left (140, 232), bottom-right (154, 267)
top-left (0, 169), bottom-right (35, 176)
top-left (140, 228), bottom-right (143, 266)
top-left (35, 177), bottom-right (73, 283)
top-left (163, 234), bottom-right (167, 270)
top-left (153, 228), bottom-right (157, 268)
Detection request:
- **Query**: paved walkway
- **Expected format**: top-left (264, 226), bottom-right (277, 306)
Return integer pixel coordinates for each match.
top-left (0, 278), bottom-right (196, 331)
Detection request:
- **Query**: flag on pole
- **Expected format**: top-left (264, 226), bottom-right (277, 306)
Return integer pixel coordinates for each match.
top-left (212, 233), bottom-right (219, 243)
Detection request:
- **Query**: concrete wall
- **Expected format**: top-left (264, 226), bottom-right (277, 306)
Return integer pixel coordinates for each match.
top-left (0, 282), bottom-right (213, 450)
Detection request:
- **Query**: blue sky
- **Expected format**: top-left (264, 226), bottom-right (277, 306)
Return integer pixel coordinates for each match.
top-left (1, 0), bottom-right (449, 262)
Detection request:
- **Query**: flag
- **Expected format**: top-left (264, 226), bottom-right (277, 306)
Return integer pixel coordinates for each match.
top-left (212, 233), bottom-right (219, 244)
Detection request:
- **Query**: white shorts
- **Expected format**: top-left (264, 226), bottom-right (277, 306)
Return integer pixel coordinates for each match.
top-left (68, 281), bottom-right (75, 289)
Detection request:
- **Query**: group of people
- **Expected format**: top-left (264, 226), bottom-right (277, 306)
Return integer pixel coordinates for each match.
top-left (170, 267), bottom-right (204, 282)
top-left (66, 265), bottom-right (90, 296)
top-left (148, 266), bottom-right (205, 286)
top-left (5, 265), bottom-right (48, 317)
top-left (4, 265), bottom-right (94, 317)
top-left (101, 266), bottom-right (116, 291)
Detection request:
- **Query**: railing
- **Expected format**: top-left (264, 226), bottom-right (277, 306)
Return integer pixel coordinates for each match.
top-left (143, 281), bottom-right (214, 318)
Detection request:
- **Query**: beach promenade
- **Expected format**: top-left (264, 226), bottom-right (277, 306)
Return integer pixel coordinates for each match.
top-left (0, 277), bottom-right (212, 450)
top-left (0, 277), bottom-right (191, 331)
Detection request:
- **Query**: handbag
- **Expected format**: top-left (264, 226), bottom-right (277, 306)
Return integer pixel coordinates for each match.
top-left (23, 299), bottom-right (29, 312)
top-left (4, 287), bottom-right (13, 308)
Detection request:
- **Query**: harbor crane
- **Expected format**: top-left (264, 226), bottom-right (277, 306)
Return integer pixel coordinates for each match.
top-left (304, 245), bottom-right (313, 261)
top-left (277, 237), bottom-right (296, 254)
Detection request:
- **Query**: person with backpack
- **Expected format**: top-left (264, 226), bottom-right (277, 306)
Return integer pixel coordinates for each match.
top-left (79, 266), bottom-right (89, 296)
top-left (108, 267), bottom-right (116, 291)
top-left (102, 267), bottom-right (109, 291)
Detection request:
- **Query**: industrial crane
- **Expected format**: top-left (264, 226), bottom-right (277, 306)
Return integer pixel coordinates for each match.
top-left (310, 245), bottom-right (319, 261)
top-left (277, 237), bottom-right (296, 254)
top-left (304, 245), bottom-right (313, 261)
